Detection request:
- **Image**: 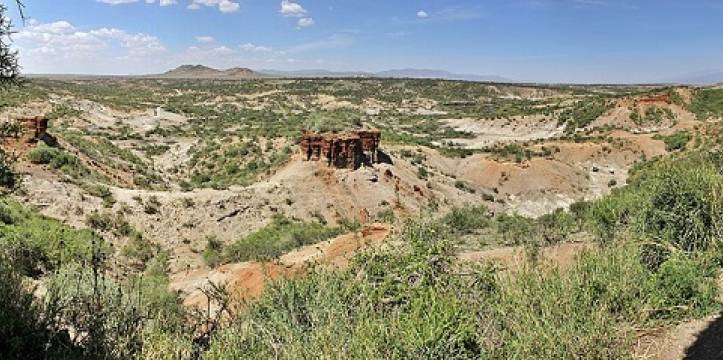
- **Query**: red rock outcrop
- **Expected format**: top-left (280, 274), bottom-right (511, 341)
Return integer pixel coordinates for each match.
top-left (300, 129), bottom-right (381, 169)
top-left (16, 116), bottom-right (48, 143)
top-left (636, 94), bottom-right (670, 106)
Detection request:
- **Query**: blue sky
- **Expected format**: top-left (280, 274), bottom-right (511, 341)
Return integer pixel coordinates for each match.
top-left (6, 0), bottom-right (723, 83)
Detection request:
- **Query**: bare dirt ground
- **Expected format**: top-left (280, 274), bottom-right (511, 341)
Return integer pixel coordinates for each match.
top-left (442, 115), bottom-right (563, 149)
top-left (634, 316), bottom-right (723, 360)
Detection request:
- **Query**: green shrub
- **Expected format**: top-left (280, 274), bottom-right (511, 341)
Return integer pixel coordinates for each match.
top-left (0, 148), bottom-right (16, 188)
top-left (0, 198), bottom-right (106, 276)
top-left (441, 206), bottom-right (489, 235)
top-left (496, 213), bottom-right (537, 245)
top-left (0, 256), bottom-right (80, 358)
top-left (559, 97), bottom-right (612, 132)
top-left (27, 143), bottom-right (99, 181)
top-left (144, 195), bottom-right (162, 215)
top-left (224, 215), bottom-right (346, 262)
top-left (204, 217), bottom-right (721, 359)
top-left (655, 131), bottom-right (691, 151)
top-left (454, 180), bottom-right (475, 193)
top-left (689, 88), bottom-right (723, 120)
top-left (375, 208), bottom-right (396, 223)
top-left (203, 235), bottom-right (224, 268)
top-left (416, 166), bottom-right (429, 179)
top-left (122, 233), bottom-right (161, 268)
top-left (645, 254), bottom-right (718, 320)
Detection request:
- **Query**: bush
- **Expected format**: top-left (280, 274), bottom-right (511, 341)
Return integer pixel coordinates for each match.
top-left (454, 180), bottom-right (475, 193)
top-left (0, 256), bottom-right (80, 359)
top-left (645, 254), bottom-right (718, 320)
top-left (0, 149), bottom-right (16, 188)
top-left (224, 215), bottom-right (346, 262)
top-left (144, 195), bottom-right (162, 215)
top-left (655, 131), bottom-right (692, 151)
top-left (689, 88), bottom-right (723, 120)
top-left (582, 151), bottom-right (723, 251)
top-left (27, 143), bottom-right (97, 181)
top-left (122, 233), bottom-right (161, 269)
top-left (496, 213), bottom-right (537, 245)
top-left (203, 236), bottom-right (224, 268)
top-left (441, 206), bottom-right (489, 235)
top-left (416, 166), bottom-right (429, 179)
top-left (0, 198), bottom-right (105, 276)
top-left (203, 216), bottom-right (721, 359)
top-left (375, 208), bottom-right (396, 223)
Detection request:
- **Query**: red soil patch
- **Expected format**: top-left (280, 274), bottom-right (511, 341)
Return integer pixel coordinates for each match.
top-left (173, 224), bottom-right (391, 309)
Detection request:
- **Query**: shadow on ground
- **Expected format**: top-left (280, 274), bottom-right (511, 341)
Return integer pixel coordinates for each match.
top-left (685, 314), bottom-right (723, 359)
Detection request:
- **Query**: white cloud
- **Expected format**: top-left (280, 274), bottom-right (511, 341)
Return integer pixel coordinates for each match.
top-left (99, 0), bottom-right (177, 6)
top-left (97, 0), bottom-right (139, 4)
top-left (15, 20), bottom-right (166, 74)
top-left (572, 0), bottom-right (608, 6)
top-left (188, 0), bottom-right (240, 13)
top-left (297, 17), bottom-right (314, 28)
top-left (240, 43), bottom-right (273, 52)
top-left (416, 10), bottom-right (429, 18)
top-left (13, 20), bottom-right (352, 75)
top-left (280, 0), bottom-right (307, 17)
top-left (195, 35), bottom-right (215, 43)
top-left (219, 0), bottom-right (240, 13)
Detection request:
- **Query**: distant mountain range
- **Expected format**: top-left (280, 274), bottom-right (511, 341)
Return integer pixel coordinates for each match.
top-left (375, 69), bottom-right (512, 82)
top-left (150, 65), bottom-right (514, 82)
top-left (151, 64), bottom-right (264, 79)
top-left (660, 69), bottom-right (723, 86)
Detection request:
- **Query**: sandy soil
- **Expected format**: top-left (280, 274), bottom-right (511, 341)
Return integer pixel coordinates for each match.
top-left (443, 115), bottom-right (564, 149)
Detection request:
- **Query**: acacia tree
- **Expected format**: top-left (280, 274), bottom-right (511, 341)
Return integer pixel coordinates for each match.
top-left (0, 1), bottom-right (23, 188)
top-left (0, 1), bottom-right (23, 85)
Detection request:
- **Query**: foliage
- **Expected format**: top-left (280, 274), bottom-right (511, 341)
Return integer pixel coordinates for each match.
top-left (203, 216), bottom-right (719, 359)
top-left (0, 198), bottom-right (106, 277)
top-left (583, 150), bottom-right (723, 252)
top-left (689, 88), bottom-right (723, 120)
top-left (0, 256), bottom-right (81, 359)
top-left (0, 148), bottom-right (16, 188)
top-left (224, 214), bottom-right (349, 263)
top-left (0, 4), bottom-right (20, 87)
top-left (203, 235), bottom-right (224, 268)
top-left (559, 97), bottom-right (613, 132)
top-left (28, 143), bottom-right (103, 181)
top-left (630, 106), bottom-right (675, 126)
top-left (441, 205), bottom-right (489, 235)
top-left (654, 130), bottom-right (692, 151)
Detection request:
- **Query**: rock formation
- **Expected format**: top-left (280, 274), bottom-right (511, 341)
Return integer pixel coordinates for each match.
top-left (636, 94), bottom-right (671, 106)
top-left (16, 116), bottom-right (48, 143)
top-left (300, 129), bottom-right (381, 169)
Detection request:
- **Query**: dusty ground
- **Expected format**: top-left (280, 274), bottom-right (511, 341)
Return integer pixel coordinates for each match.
top-left (442, 115), bottom-right (563, 149)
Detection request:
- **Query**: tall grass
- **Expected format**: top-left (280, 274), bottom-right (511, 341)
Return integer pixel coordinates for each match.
top-left (223, 214), bottom-right (353, 263)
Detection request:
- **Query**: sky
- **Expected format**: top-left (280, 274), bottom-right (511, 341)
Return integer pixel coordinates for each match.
top-left (3, 0), bottom-right (723, 83)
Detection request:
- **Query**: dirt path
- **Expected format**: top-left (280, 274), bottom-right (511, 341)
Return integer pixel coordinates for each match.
top-left (634, 315), bottom-right (723, 360)
top-left (169, 224), bottom-right (391, 310)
